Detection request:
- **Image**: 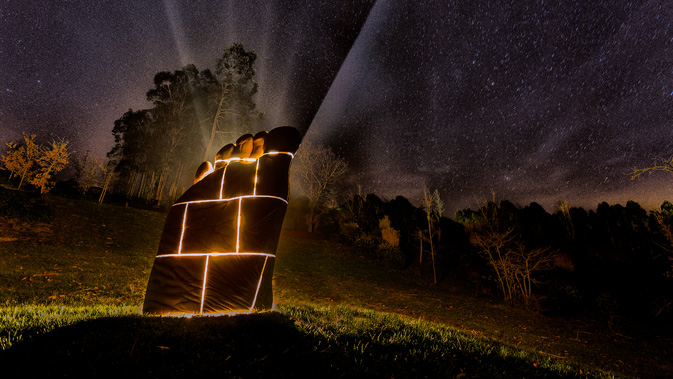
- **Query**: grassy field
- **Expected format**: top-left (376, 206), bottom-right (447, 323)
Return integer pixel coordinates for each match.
top-left (0, 192), bottom-right (670, 377)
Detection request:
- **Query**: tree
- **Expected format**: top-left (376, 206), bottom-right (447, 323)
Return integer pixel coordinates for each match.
top-left (30, 139), bottom-right (71, 194)
top-left (291, 140), bottom-right (348, 233)
top-left (98, 159), bottom-right (116, 203)
top-left (74, 152), bottom-right (103, 195)
top-left (108, 43), bottom-right (263, 204)
top-left (203, 43), bottom-right (262, 160)
top-left (630, 156), bottom-right (673, 180)
top-left (1, 133), bottom-right (41, 189)
top-left (421, 187), bottom-right (443, 284)
top-left (467, 201), bottom-right (554, 307)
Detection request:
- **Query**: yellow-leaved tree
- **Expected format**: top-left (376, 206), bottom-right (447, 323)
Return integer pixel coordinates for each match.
top-left (1, 133), bottom-right (41, 190)
top-left (30, 139), bottom-right (71, 194)
top-left (421, 187), bottom-right (443, 285)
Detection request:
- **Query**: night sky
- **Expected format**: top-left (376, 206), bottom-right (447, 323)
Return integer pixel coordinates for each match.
top-left (2, 0), bottom-right (673, 215)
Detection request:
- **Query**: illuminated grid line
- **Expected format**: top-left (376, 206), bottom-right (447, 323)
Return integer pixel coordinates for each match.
top-left (199, 255), bottom-right (210, 314)
top-left (218, 165), bottom-right (228, 199)
top-left (248, 256), bottom-right (268, 313)
top-left (177, 203), bottom-right (189, 254)
top-left (213, 151), bottom-right (294, 166)
top-left (173, 194), bottom-right (288, 207)
top-left (156, 252), bottom-right (276, 258)
top-left (236, 198), bottom-right (242, 253)
top-left (253, 159), bottom-right (260, 196)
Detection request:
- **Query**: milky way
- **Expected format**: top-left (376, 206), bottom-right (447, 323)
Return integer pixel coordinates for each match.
top-left (2, 0), bottom-right (673, 214)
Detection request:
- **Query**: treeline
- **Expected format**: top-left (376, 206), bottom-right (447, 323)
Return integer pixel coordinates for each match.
top-left (107, 43), bottom-right (262, 205)
top-left (320, 194), bottom-right (673, 323)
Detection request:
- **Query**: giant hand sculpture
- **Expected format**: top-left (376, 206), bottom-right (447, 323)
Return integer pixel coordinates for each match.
top-left (143, 126), bottom-right (302, 315)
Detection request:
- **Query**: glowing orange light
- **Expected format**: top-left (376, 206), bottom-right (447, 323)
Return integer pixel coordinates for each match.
top-left (200, 255), bottom-right (210, 314)
top-left (172, 195), bottom-right (288, 207)
top-left (219, 165), bottom-right (228, 200)
top-left (177, 204), bottom-right (189, 254)
top-left (236, 198), bottom-right (242, 253)
top-left (156, 252), bottom-right (275, 258)
top-left (249, 256), bottom-right (268, 313)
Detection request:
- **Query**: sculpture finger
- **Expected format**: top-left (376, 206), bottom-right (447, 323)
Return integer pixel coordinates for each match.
top-left (194, 161), bottom-right (214, 184)
top-left (251, 131), bottom-right (267, 159)
top-left (215, 144), bottom-right (235, 169)
top-left (231, 134), bottom-right (254, 161)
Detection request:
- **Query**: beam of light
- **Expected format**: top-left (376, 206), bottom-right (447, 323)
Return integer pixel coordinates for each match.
top-left (161, 0), bottom-right (193, 66)
top-left (199, 255), bottom-right (210, 315)
top-left (160, 0), bottom-right (211, 138)
top-left (248, 256), bottom-right (268, 313)
top-left (177, 203), bottom-right (189, 254)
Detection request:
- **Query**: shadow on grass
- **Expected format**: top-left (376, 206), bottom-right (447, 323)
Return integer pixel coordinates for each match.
top-left (1, 312), bottom-right (326, 378)
top-left (0, 309), bottom-right (591, 379)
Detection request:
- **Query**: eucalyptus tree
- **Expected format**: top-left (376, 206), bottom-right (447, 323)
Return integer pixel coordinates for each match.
top-left (202, 43), bottom-right (263, 161)
top-left (291, 140), bottom-right (348, 233)
top-left (109, 42), bottom-right (263, 202)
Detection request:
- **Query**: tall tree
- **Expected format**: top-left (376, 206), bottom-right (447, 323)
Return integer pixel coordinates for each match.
top-left (203, 43), bottom-right (262, 160)
top-left (291, 140), bottom-right (348, 233)
top-left (421, 187), bottom-right (443, 284)
top-left (108, 43), bottom-right (263, 203)
top-left (30, 139), bottom-right (70, 194)
top-left (1, 133), bottom-right (40, 189)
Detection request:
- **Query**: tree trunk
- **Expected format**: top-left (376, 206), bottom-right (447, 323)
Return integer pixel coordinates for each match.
top-left (99, 171), bottom-right (113, 203)
top-left (204, 87), bottom-right (228, 161)
top-left (18, 167), bottom-right (29, 190)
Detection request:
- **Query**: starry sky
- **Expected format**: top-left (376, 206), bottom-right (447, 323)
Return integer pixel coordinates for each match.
top-left (2, 0), bottom-right (673, 215)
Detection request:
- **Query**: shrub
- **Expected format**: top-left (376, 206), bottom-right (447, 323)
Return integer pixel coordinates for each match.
top-left (339, 221), bottom-right (360, 244)
top-left (379, 216), bottom-right (399, 248)
top-left (0, 186), bottom-right (51, 222)
top-left (353, 236), bottom-right (379, 259)
top-left (377, 245), bottom-right (406, 269)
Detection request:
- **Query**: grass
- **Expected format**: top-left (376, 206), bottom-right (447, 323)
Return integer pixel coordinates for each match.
top-left (0, 191), bottom-right (669, 377)
top-left (0, 194), bottom-right (164, 305)
top-left (0, 303), bottom-right (607, 378)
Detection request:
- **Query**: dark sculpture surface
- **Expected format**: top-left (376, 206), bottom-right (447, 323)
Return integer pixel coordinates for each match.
top-left (143, 126), bottom-right (302, 315)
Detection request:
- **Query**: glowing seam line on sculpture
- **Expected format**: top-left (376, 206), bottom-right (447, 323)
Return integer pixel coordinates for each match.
top-left (156, 253), bottom-right (275, 259)
top-left (236, 197), bottom-right (242, 253)
top-left (177, 203), bottom-right (189, 254)
top-left (253, 159), bottom-right (260, 196)
top-left (265, 151), bottom-right (294, 158)
top-left (172, 195), bottom-right (287, 207)
top-left (214, 157), bottom-right (257, 164)
top-left (212, 152), bottom-right (293, 165)
top-left (199, 255), bottom-right (210, 315)
top-left (248, 256), bottom-right (268, 313)
top-left (219, 165), bottom-right (228, 199)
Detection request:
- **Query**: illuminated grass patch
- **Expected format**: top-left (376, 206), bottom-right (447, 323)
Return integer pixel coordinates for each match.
top-left (279, 304), bottom-right (614, 378)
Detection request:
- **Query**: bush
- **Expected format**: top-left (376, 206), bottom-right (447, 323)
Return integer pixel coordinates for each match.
top-left (353, 236), bottom-right (379, 259)
top-left (0, 186), bottom-right (51, 222)
top-left (377, 245), bottom-right (406, 269)
top-left (379, 216), bottom-right (400, 247)
top-left (339, 221), bottom-right (360, 244)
